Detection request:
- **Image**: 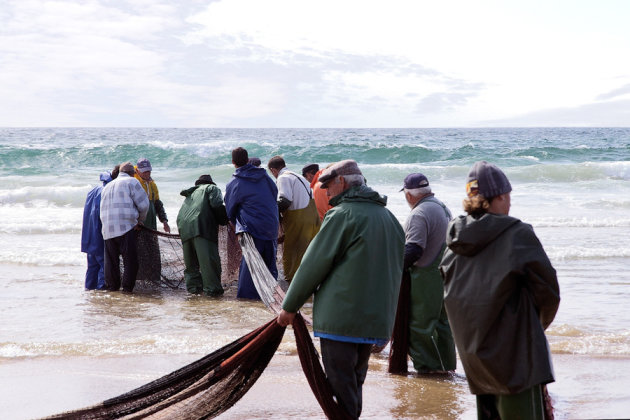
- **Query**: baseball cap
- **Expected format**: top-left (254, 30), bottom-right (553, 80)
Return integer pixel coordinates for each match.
top-left (136, 158), bottom-right (152, 173)
top-left (466, 161), bottom-right (512, 199)
top-left (400, 173), bottom-right (429, 192)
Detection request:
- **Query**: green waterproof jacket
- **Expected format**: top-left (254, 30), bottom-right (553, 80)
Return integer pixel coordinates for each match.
top-left (440, 213), bottom-right (560, 395)
top-left (176, 184), bottom-right (228, 243)
top-left (282, 185), bottom-right (405, 340)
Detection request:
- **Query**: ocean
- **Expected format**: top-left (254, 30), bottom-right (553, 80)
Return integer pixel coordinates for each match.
top-left (0, 127), bottom-right (629, 419)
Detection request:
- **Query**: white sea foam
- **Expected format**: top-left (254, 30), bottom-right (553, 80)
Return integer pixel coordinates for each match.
top-left (0, 248), bottom-right (84, 266)
top-left (0, 333), bottom-right (240, 359)
top-left (546, 246), bottom-right (630, 261)
top-left (550, 329), bottom-right (630, 355)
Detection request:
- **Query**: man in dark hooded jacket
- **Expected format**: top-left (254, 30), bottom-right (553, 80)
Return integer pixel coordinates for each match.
top-left (176, 174), bottom-right (228, 296)
top-left (440, 161), bottom-right (560, 420)
top-left (224, 147), bottom-right (279, 300)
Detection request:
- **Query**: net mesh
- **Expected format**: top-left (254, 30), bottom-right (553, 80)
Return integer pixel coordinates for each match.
top-left (44, 232), bottom-right (347, 419)
top-left (134, 225), bottom-right (242, 290)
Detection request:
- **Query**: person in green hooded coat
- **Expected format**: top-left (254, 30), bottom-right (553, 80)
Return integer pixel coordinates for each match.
top-left (440, 161), bottom-right (560, 420)
top-left (176, 174), bottom-right (228, 296)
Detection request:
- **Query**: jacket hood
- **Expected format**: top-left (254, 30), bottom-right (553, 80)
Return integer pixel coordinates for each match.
top-left (233, 163), bottom-right (270, 183)
top-left (100, 172), bottom-right (113, 185)
top-left (446, 213), bottom-right (520, 257)
top-left (180, 185), bottom-right (200, 197)
top-left (329, 184), bottom-right (388, 207)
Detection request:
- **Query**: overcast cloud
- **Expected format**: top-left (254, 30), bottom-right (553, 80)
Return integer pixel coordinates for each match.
top-left (1, 0), bottom-right (629, 127)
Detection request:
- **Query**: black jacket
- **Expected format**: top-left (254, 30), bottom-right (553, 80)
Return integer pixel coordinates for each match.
top-left (440, 213), bottom-right (560, 395)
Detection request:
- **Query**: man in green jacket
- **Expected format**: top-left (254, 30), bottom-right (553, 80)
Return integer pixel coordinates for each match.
top-left (277, 160), bottom-right (404, 419)
top-left (440, 161), bottom-right (560, 420)
top-left (176, 174), bottom-right (228, 296)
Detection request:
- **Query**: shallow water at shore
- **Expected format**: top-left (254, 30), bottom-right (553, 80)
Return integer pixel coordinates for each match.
top-left (1, 264), bottom-right (630, 419)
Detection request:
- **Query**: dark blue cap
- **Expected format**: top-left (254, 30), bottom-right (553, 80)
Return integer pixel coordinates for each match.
top-left (400, 173), bottom-right (429, 191)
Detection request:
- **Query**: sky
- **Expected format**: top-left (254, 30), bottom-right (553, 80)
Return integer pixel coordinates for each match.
top-left (1, 0), bottom-right (629, 128)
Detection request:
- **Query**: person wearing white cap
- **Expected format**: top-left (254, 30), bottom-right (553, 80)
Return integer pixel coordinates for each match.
top-left (440, 161), bottom-right (560, 420)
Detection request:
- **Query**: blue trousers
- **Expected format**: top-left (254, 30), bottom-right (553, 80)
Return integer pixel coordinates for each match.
top-left (85, 253), bottom-right (106, 290)
top-left (237, 236), bottom-right (277, 300)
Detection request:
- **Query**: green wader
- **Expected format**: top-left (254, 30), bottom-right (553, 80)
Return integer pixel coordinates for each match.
top-left (281, 199), bottom-right (320, 282)
top-left (476, 384), bottom-right (545, 420)
top-left (182, 236), bottom-right (223, 295)
top-left (408, 245), bottom-right (457, 372)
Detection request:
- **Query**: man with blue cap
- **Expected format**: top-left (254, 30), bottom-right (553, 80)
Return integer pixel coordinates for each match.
top-left (391, 172), bottom-right (456, 374)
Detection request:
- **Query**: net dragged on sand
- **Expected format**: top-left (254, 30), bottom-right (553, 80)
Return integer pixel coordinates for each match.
top-left (44, 233), bottom-right (348, 419)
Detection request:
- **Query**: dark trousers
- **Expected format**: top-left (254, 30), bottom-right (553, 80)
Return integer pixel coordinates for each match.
top-left (104, 229), bottom-right (138, 292)
top-left (85, 253), bottom-right (106, 290)
top-left (320, 338), bottom-right (372, 419)
top-left (237, 236), bottom-right (277, 299)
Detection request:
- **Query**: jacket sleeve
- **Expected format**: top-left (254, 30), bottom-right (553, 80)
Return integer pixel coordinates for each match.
top-left (517, 224), bottom-right (560, 330)
top-left (131, 181), bottom-right (150, 223)
top-left (282, 208), bottom-right (349, 312)
top-left (154, 199), bottom-right (168, 223)
top-left (208, 186), bottom-right (228, 226)
top-left (224, 183), bottom-right (238, 224)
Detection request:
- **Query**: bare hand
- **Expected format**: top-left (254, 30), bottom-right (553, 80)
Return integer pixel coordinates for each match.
top-left (163, 222), bottom-right (171, 233)
top-left (277, 309), bottom-right (296, 327)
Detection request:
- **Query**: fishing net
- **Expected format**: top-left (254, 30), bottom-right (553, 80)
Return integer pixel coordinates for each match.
top-left (388, 270), bottom-right (411, 374)
top-left (45, 233), bottom-right (346, 419)
top-left (42, 318), bottom-right (286, 420)
top-left (134, 224), bottom-right (242, 290)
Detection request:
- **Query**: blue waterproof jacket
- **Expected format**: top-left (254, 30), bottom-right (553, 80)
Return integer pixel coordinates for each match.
top-left (224, 164), bottom-right (279, 241)
top-left (81, 172), bottom-right (112, 255)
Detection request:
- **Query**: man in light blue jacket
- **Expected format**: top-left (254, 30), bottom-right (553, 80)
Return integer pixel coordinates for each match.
top-left (100, 162), bottom-right (149, 292)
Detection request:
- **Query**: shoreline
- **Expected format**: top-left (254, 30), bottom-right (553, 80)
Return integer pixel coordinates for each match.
top-left (1, 345), bottom-right (629, 419)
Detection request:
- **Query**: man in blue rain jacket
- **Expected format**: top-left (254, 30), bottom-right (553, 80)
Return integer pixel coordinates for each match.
top-left (81, 167), bottom-right (118, 290)
top-left (224, 147), bottom-right (279, 299)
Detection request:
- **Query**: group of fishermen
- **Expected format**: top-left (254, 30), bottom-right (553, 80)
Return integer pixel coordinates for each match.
top-left (81, 158), bottom-right (168, 292)
top-left (81, 152), bottom-right (560, 420)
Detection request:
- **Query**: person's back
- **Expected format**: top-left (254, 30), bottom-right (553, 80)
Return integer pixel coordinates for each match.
top-left (100, 171), bottom-right (149, 240)
top-left (302, 184), bottom-right (404, 338)
top-left (177, 174), bottom-right (227, 296)
top-left (278, 160), bottom-right (404, 419)
top-left (398, 173), bottom-right (456, 373)
top-left (100, 162), bottom-right (149, 292)
top-left (224, 147), bottom-right (279, 300)
top-left (81, 171), bottom-right (113, 290)
top-left (177, 181), bottom-right (227, 244)
top-left (225, 163), bottom-right (278, 240)
top-left (440, 161), bottom-right (559, 420)
top-left (268, 156), bottom-right (321, 282)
